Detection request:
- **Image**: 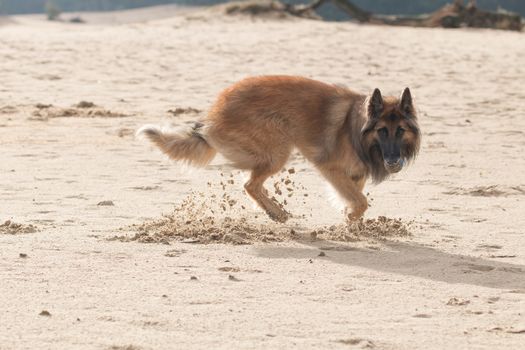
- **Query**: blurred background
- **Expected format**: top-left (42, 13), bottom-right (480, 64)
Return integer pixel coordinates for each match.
top-left (1, 0), bottom-right (524, 18)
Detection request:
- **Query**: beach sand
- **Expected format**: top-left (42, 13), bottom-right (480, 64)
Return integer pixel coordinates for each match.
top-left (1, 5), bottom-right (524, 349)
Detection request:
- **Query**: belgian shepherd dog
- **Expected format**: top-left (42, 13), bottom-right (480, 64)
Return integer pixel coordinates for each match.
top-left (138, 76), bottom-right (421, 223)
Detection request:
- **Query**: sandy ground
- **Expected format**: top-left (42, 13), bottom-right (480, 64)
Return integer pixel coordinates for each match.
top-left (1, 4), bottom-right (525, 349)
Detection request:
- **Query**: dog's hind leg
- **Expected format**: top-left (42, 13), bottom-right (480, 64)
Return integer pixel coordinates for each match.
top-left (317, 165), bottom-right (368, 222)
top-left (244, 165), bottom-right (290, 223)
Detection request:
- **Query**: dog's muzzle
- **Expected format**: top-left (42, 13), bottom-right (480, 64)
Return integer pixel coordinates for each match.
top-left (384, 159), bottom-right (404, 173)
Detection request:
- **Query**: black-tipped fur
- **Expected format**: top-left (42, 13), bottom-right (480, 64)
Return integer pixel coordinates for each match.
top-left (137, 122), bottom-right (217, 167)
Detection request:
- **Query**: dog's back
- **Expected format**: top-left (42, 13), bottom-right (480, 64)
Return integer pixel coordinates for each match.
top-left (204, 75), bottom-right (364, 168)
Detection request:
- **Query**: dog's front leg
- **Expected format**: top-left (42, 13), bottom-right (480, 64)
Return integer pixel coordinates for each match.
top-left (318, 165), bottom-right (367, 222)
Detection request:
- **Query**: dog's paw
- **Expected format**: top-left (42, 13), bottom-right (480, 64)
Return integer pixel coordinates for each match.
top-left (267, 210), bottom-right (289, 223)
top-left (345, 213), bottom-right (363, 226)
top-left (345, 206), bottom-right (366, 224)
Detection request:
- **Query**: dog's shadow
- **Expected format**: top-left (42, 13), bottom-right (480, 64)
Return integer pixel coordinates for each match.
top-left (255, 239), bottom-right (525, 290)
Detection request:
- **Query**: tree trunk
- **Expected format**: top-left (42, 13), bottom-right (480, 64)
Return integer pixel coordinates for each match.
top-left (283, 0), bottom-right (324, 16)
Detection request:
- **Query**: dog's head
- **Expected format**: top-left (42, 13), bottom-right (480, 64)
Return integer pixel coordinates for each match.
top-left (360, 87), bottom-right (421, 182)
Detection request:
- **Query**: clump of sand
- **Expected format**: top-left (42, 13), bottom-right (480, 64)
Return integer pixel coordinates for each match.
top-left (167, 107), bottom-right (202, 116)
top-left (128, 213), bottom-right (294, 245)
top-left (0, 220), bottom-right (38, 235)
top-left (29, 102), bottom-right (128, 121)
top-left (311, 216), bottom-right (412, 242)
top-left (115, 187), bottom-right (295, 245)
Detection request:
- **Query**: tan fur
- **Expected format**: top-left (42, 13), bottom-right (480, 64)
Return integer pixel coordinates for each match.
top-left (137, 124), bottom-right (216, 167)
top-left (139, 76), bottom-right (420, 223)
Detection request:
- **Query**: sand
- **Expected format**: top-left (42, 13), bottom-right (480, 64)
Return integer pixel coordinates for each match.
top-left (1, 4), bottom-right (524, 349)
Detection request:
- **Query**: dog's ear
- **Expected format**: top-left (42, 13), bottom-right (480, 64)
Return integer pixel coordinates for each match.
top-left (368, 88), bottom-right (383, 119)
top-left (400, 87), bottom-right (415, 116)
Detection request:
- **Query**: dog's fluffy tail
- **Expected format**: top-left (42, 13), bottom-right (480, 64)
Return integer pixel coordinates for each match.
top-left (137, 122), bottom-right (216, 167)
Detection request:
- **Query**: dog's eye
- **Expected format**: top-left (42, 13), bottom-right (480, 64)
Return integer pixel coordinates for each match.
top-left (396, 127), bottom-right (405, 137)
top-left (377, 127), bottom-right (388, 137)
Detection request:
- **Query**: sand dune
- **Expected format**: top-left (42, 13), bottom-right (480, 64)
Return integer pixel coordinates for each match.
top-left (8, 4), bottom-right (199, 25)
top-left (0, 5), bottom-right (524, 350)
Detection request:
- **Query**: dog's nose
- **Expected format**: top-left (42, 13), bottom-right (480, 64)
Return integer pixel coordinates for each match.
top-left (384, 158), bottom-right (403, 173)
top-left (385, 158), bottom-right (400, 166)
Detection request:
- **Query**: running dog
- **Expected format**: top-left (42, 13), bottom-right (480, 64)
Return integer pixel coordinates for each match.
top-left (138, 76), bottom-right (421, 223)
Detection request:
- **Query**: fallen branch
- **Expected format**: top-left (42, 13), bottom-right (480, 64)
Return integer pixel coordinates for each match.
top-left (284, 0), bottom-right (522, 31)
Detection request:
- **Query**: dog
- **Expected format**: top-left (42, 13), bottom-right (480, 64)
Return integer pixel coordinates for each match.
top-left (138, 76), bottom-right (421, 223)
